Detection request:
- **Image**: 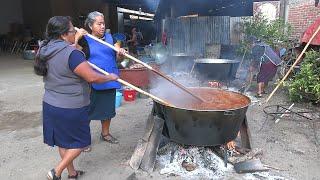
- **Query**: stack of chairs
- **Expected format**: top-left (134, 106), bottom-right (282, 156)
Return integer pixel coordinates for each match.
top-left (0, 36), bottom-right (29, 55)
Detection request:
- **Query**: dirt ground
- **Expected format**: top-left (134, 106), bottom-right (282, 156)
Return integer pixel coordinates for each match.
top-left (0, 55), bottom-right (319, 180)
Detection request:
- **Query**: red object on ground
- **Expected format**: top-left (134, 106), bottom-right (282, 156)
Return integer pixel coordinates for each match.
top-left (300, 17), bottom-right (320, 45)
top-left (123, 89), bottom-right (137, 101)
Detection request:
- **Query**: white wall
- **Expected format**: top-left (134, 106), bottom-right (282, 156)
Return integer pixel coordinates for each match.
top-left (0, 0), bottom-right (23, 34)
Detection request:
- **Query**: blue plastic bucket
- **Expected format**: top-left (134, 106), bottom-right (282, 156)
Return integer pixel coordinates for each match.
top-left (115, 91), bottom-right (122, 108)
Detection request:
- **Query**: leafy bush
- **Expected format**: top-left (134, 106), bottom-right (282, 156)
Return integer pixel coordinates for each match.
top-left (237, 13), bottom-right (292, 55)
top-left (288, 50), bottom-right (320, 104)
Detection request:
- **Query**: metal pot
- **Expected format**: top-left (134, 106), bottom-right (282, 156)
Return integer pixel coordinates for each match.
top-left (169, 53), bottom-right (194, 73)
top-left (119, 68), bottom-right (150, 88)
top-left (194, 58), bottom-right (240, 81)
top-left (152, 87), bottom-right (250, 146)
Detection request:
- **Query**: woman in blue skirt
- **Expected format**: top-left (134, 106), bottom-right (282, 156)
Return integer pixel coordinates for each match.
top-left (34, 16), bottom-right (118, 180)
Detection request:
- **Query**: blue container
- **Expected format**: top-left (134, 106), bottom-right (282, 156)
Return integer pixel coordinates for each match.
top-left (113, 33), bottom-right (126, 43)
top-left (115, 91), bottom-right (122, 108)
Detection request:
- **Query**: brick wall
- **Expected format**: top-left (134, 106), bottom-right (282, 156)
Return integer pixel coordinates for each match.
top-left (288, 0), bottom-right (320, 39)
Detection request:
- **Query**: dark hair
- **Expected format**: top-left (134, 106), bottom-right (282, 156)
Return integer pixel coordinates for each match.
top-left (247, 35), bottom-right (258, 44)
top-left (34, 16), bottom-right (71, 76)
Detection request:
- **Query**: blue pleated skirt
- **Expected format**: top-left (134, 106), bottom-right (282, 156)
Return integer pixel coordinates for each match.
top-left (43, 102), bottom-right (91, 149)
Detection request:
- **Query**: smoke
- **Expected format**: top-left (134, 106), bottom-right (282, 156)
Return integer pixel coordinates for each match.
top-left (149, 69), bottom-right (202, 107)
top-left (149, 42), bottom-right (253, 107)
top-left (149, 59), bottom-right (254, 107)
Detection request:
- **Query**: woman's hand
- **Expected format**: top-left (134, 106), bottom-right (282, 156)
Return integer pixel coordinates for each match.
top-left (115, 43), bottom-right (126, 61)
top-left (75, 28), bottom-right (88, 43)
top-left (118, 48), bottom-right (126, 56)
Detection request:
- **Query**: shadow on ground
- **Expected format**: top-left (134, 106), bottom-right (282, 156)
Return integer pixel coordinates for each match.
top-left (0, 111), bottom-right (41, 131)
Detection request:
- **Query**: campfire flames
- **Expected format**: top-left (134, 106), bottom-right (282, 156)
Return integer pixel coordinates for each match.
top-left (227, 131), bottom-right (241, 151)
top-left (226, 140), bottom-right (236, 150)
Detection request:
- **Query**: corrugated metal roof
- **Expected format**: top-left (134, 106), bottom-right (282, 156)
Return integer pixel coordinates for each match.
top-left (155, 0), bottom-right (281, 19)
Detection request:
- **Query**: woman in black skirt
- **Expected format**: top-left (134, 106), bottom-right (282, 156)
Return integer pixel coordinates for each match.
top-left (76, 11), bottom-right (125, 144)
top-left (250, 37), bottom-right (281, 98)
top-left (34, 16), bottom-right (118, 180)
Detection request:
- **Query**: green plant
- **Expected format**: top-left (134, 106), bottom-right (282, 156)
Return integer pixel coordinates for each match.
top-left (287, 51), bottom-right (320, 103)
top-left (237, 13), bottom-right (292, 55)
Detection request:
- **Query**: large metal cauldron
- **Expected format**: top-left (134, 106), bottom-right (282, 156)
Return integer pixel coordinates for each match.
top-left (152, 88), bottom-right (250, 146)
top-left (170, 53), bottom-right (194, 72)
top-left (194, 59), bottom-right (240, 81)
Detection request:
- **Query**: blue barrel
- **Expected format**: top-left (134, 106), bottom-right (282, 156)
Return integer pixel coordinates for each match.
top-left (115, 91), bottom-right (122, 108)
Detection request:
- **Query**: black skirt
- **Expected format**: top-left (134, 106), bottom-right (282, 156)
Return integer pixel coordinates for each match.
top-left (89, 88), bottom-right (116, 121)
top-left (257, 61), bottom-right (277, 84)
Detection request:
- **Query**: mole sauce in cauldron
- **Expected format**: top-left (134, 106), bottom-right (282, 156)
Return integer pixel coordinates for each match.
top-left (168, 88), bottom-right (250, 110)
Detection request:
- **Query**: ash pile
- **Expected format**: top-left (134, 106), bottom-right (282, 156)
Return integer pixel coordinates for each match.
top-left (157, 142), bottom-right (233, 179)
top-left (155, 142), bottom-right (286, 179)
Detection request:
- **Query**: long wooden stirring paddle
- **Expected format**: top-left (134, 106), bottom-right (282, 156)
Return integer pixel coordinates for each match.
top-left (75, 27), bottom-right (205, 103)
top-left (88, 62), bottom-right (175, 107)
top-left (265, 24), bottom-right (320, 103)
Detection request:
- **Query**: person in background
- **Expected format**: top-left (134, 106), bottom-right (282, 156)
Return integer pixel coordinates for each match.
top-left (34, 16), bottom-right (118, 179)
top-left (76, 11), bottom-right (125, 145)
top-left (127, 27), bottom-right (143, 56)
top-left (249, 36), bottom-right (282, 98)
top-left (161, 29), bottom-right (168, 46)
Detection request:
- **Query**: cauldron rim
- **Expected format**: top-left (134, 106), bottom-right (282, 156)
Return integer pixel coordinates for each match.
top-left (119, 67), bottom-right (148, 71)
top-left (170, 53), bottom-right (194, 57)
top-left (195, 58), bottom-right (240, 64)
top-left (153, 87), bottom-right (251, 111)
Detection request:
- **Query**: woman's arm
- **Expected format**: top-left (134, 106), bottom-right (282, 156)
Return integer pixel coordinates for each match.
top-left (69, 50), bottom-right (117, 83)
top-left (114, 42), bottom-right (126, 61)
top-left (74, 61), bottom-right (118, 83)
top-left (127, 33), bottom-right (137, 43)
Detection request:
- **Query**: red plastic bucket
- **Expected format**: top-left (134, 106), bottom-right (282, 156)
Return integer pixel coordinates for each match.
top-left (123, 89), bottom-right (137, 101)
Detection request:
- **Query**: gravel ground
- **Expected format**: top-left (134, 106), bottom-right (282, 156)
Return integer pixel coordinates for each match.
top-left (0, 55), bottom-right (319, 180)
top-left (245, 89), bottom-right (320, 180)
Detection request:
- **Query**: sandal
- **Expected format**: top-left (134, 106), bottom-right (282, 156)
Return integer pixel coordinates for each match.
top-left (47, 169), bottom-right (61, 180)
top-left (255, 94), bottom-right (263, 98)
top-left (100, 133), bottom-right (119, 144)
top-left (82, 146), bottom-right (91, 152)
top-left (68, 170), bottom-right (85, 179)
